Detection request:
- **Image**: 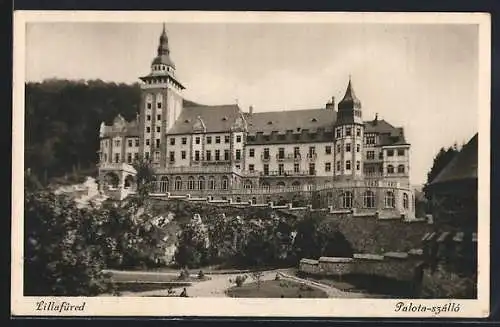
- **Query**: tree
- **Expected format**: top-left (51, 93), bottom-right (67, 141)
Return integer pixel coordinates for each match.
top-left (251, 271), bottom-right (264, 289)
top-left (423, 146), bottom-right (459, 200)
top-left (132, 156), bottom-right (156, 202)
top-left (174, 216), bottom-right (209, 268)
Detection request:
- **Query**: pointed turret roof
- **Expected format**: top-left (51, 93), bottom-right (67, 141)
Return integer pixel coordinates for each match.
top-left (338, 76), bottom-right (361, 110)
top-left (152, 23), bottom-right (175, 68)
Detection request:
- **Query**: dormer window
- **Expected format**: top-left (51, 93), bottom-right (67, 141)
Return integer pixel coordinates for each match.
top-left (184, 119), bottom-right (190, 123)
top-left (267, 121), bottom-right (273, 125)
top-left (222, 117), bottom-right (228, 121)
top-left (311, 118), bottom-right (317, 122)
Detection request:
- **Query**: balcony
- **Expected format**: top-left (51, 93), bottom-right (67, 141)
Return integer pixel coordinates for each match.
top-left (306, 153), bottom-right (317, 161)
top-left (157, 165), bottom-right (240, 174)
top-left (260, 170), bottom-right (316, 177)
top-left (276, 153), bottom-right (302, 162)
top-left (261, 154), bottom-right (271, 162)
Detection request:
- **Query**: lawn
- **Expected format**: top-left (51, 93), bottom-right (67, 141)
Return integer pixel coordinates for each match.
top-left (108, 271), bottom-right (210, 283)
top-left (226, 279), bottom-right (328, 298)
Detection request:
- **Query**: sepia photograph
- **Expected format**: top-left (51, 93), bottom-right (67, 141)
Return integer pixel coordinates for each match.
top-left (12, 11), bottom-right (490, 317)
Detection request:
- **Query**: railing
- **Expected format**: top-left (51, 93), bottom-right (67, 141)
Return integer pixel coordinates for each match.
top-left (261, 154), bottom-right (271, 162)
top-left (306, 153), bottom-right (317, 161)
top-left (276, 153), bottom-right (302, 162)
top-left (156, 165), bottom-right (241, 174)
top-left (260, 170), bottom-right (315, 177)
top-left (98, 162), bottom-right (135, 171)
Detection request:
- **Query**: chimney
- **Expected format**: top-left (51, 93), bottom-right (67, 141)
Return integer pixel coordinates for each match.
top-left (373, 113), bottom-right (378, 125)
top-left (326, 96), bottom-right (335, 110)
top-left (249, 105), bottom-right (254, 115)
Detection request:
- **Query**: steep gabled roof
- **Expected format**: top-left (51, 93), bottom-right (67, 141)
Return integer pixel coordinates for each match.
top-left (430, 133), bottom-right (478, 185)
top-left (245, 108), bottom-right (336, 134)
top-left (167, 104), bottom-right (242, 134)
top-left (101, 116), bottom-right (140, 138)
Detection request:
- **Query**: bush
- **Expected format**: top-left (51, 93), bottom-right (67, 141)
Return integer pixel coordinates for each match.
top-left (198, 270), bottom-right (205, 279)
top-left (178, 267), bottom-right (190, 280)
top-left (234, 275), bottom-right (247, 287)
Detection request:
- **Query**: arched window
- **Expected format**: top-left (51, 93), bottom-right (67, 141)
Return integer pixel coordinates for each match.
top-left (340, 191), bottom-right (353, 209)
top-left (385, 191), bottom-right (395, 208)
top-left (236, 197), bottom-right (241, 203)
top-left (261, 181), bottom-right (270, 189)
top-left (222, 176), bottom-right (229, 190)
top-left (175, 176), bottom-right (182, 190)
top-left (251, 197), bottom-right (257, 204)
top-left (159, 176), bottom-right (169, 193)
top-left (188, 176), bottom-right (195, 190)
top-left (397, 164), bottom-right (405, 173)
top-left (244, 181), bottom-right (253, 189)
top-left (277, 181), bottom-right (286, 188)
top-left (387, 165), bottom-right (394, 174)
top-left (292, 181), bottom-right (300, 189)
top-left (198, 176), bottom-right (205, 190)
top-left (104, 172), bottom-right (120, 188)
top-left (403, 193), bottom-right (409, 209)
top-left (363, 190), bottom-right (376, 208)
top-left (208, 176), bottom-right (216, 190)
top-left (124, 175), bottom-right (135, 189)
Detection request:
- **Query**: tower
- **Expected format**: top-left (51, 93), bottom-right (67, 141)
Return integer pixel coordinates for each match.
top-left (138, 24), bottom-right (185, 167)
top-left (333, 77), bottom-right (364, 180)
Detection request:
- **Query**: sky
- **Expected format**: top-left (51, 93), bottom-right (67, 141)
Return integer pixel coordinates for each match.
top-left (25, 22), bottom-right (479, 185)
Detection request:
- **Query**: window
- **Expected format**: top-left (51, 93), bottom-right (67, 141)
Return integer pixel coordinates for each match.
top-left (244, 181), bottom-right (253, 189)
top-left (294, 147), bottom-right (300, 158)
top-left (356, 144), bottom-right (360, 152)
top-left (222, 176), bottom-right (229, 190)
top-left (294, 163), bottom-right (300, 173)
top-left (385, 191), bottom-right (395, 208)
top-left (154, 151), bottom-right (160, 161)
top-left (208, 177), bottom-right (215, 190)
top-left (346, 127), bottom-right (352, 136)
top-left (114, 153), bottom-right (120, 163)
top-left (127, 153), bottom-right (132, 163)
top-left (387, 165), bottom-right (394, 174)
top-left (278, 147), bottom-right (285, 159)
top-left (195, 150), bottom-right (200, 161)
top-left (207, 136), bottom-right (212, 144)
top-left (340, 191), bottom-right (353, 208)
top-left (170, 138), bottom-right (175, 145)
top-left (127, 139), bottom-right (132, 147)
top-left (363, 190), bottom-right (375, 208)
top-left (224, 150), bottom-right (230, 161)
top-left (278, 164), bottom-right (284, 175)
top-left (309, 163), bottom-right (315, 175)
top-left (157, 102), bottom-right (162, 109)
top-left (206, 150), bottom-right (211, 161)
top-left (264, 135), bottom-right (270, 142)
top-left (175, 177), bottom-right (182, 190)
top-left (169, 151), bottom-right (175, 162)
top-left (336, 128), bottom-right (342, 138)
top-left (156, 126), bottom-right (161, 133)
top-left (224, 135), bottom-right (230, 143)
top-left (309, 146), bottom-right (316, 155)
top-left (397, 149), bottom-right (405, 156)
top-left (146, 127), bottom-right (151, 133)
top-left (379, 151), bottom-right (384, 160)
top-left (325, 162), bottom-right (331, 172)
top-left (346, 144), bottom-right (351, 152)
top-left (278, 134), bottom-right (286, 141)
top-left (146, 139), bottom-right (150, 146)
top-left (356, 128), bottom-right (361, 137)
top-left (403, 193), bottom-right (409, 209)
top-left (356, 161), bottom-right (361, 171)
top-left (155, 139), bottom-right (160, 148)
top-left (195, 137), bottom-right (200, 144)
top-left (249, 148), bottom-right (255, 157)
top-left (147, 102), bottom-right (152, 110)
top-left (325, 146), bottom-right (332, 154)
top-left (198, 177), bottom-right (205, 190)
top-left (336, 161), bottom-right (341, 171)
top-left (147, 115), bottom-right (151, 121)
top-left (336, 144), bottom-right (341, 153)
top-left (182, 137), bottom-right (187, 145)
top-left (263, 148), bottom-right (270, 159)
top-left (366, 135), bottom-right (375, 145)
top-left (134, 153), bottom-right (139, 161)
top-left (346, 160), bottom-right (351, 170)
top-left (398, 165), bottom-right (405, 173)
top-left (235, 149), bottom-right (241, 160)
top-left (157, 114), bottom-right (161, 121)
top-left (236, 135), bottom-right (242, 143)
top-left (263, 164), bottom-right (269, 175)
top-left (387, 149), bottom-right (394, 157)
top-left (216, 136), bottom-right (221, 144)
top-left (215, 150), bottom-right (220, 161)
top-left (188, 177), bottom-right (195, 190)
top-left (145, 152), bottom-right (150, 160)
top-left (249, 164), bottom-right (255, 172)
top-left (367, 151), bottom-right (375, 160)
top-left (181, 151), bottom-right (186, 159)
top-left (135, 139), bottom-right (139, 147)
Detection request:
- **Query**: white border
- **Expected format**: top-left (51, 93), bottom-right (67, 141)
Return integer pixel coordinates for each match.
top-left (11, 11), bottom-right (491, 318)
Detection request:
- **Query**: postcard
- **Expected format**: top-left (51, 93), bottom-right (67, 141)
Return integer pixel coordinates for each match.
top-left (12, 10), bottom-right (490, 318)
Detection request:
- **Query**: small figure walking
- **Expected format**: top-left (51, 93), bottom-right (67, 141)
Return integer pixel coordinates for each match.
top-left (180, 287), bottom-right (188, 297)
